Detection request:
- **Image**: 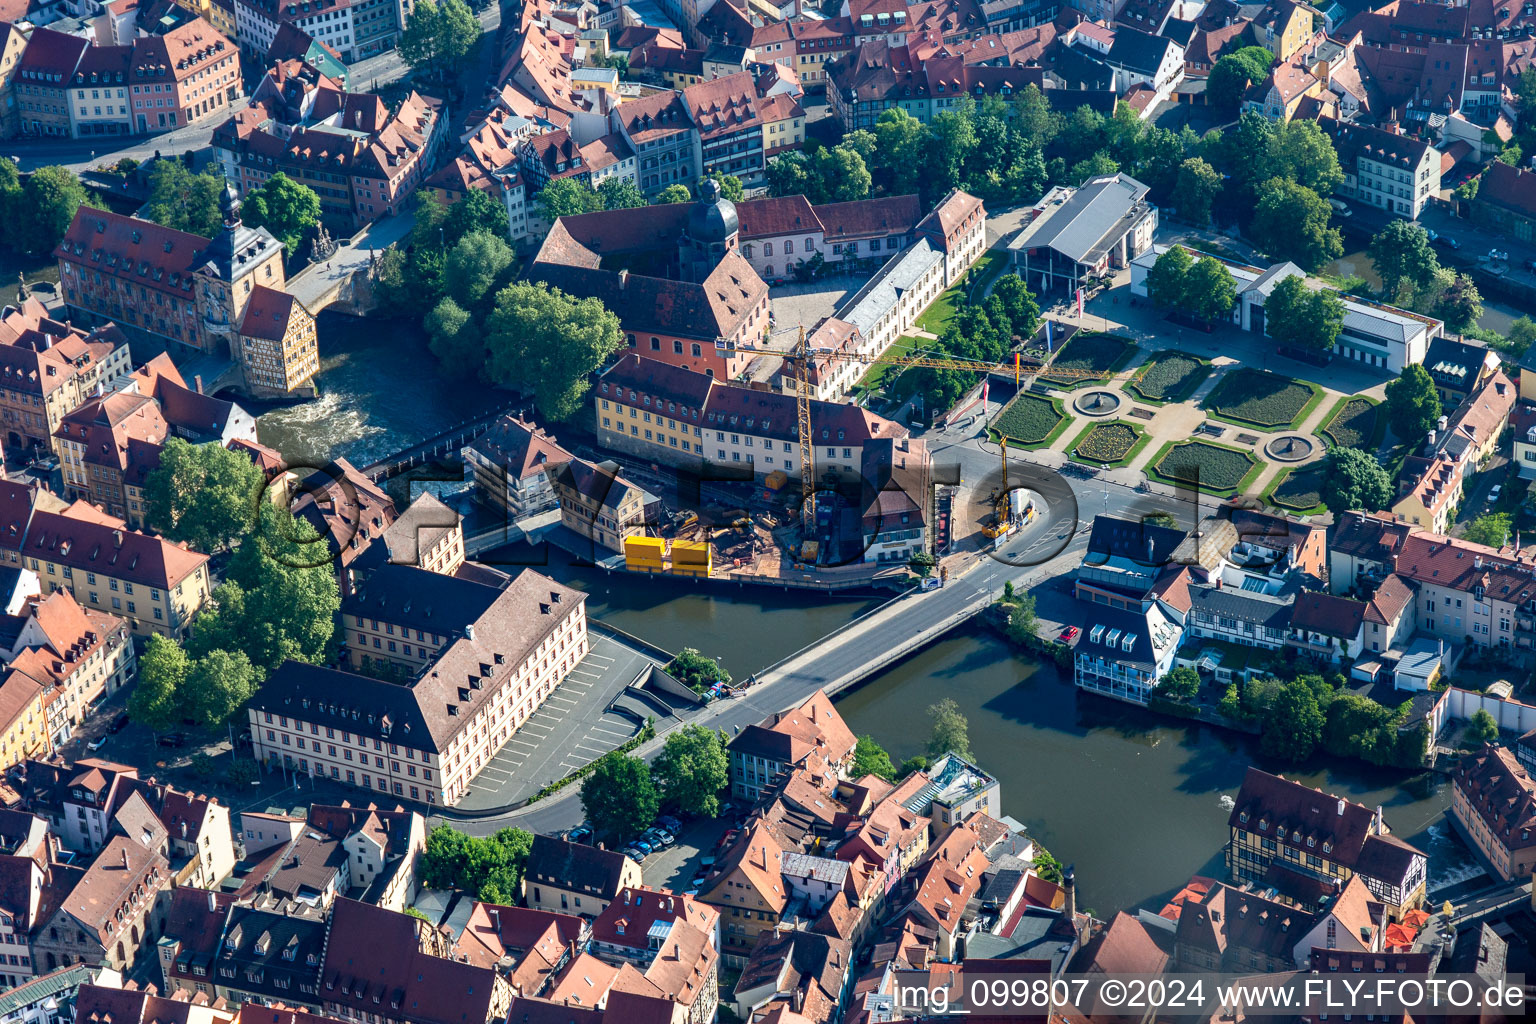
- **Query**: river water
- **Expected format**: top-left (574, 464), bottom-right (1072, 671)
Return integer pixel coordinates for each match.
top-left (291, 315), bottom-right (1475, 917)
top-left (1322, 249), bottom-right (1526, 335)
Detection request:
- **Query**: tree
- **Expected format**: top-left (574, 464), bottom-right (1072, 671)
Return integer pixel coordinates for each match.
top-left (184, 649), bottom-right (259, 731)
top-left (483, 281), bottom-right (623, 421)
top-left (1208, 47), bottom-right (1276, 110)
top-left (1145, 245), bottom-right (1193, 310)
top-left (418, 825), bottom-right (534, 902)
top-left (444, 230), bottom-right (514, 307)
top-left (1185, 255), bottom-right (1236, 323)
top-left (701, 170), bottom-right (744, 202)
top-left (425, 297), bottom-right (480, 377)
top-left (929, 103), bottom-right (979, 192)
top-left (1003, 594), bottom-right (1039, 645)
top-left (1263, 275), bottom-right (1345, 352)
top-left (1384, 364), bottom-right (1442, 445)
top-left (1368, 220), bottom-right (1440, 301)
top-left (851, 736), bottom-right (896, 781)
top-left (143, 162), bottom-right (225, 237)
top-left (664, 647), bottom-right (731, 692)
top-left (654, 184), bottom-right (692, 204)
top-left (926, 698), bottom-right (972, 761)
top-left (1251, 178), bottom-right (1342, 270)
top-left (537, 177), bottom-right (602, 222)
top-left (767, 152), bottom-right (817, 199)
top-left (1261, 678), bottom-right (1325, 761)
top-left (1265, 118), bottom-right (1345, 196)
top-left (241, 173), bottom-right (321, 256)
top-left (1504, 315), bottom-right (1536, 356)
top-left (190, 503), bottom-right (340, 671)
top-left (1320, 446), bottom-right (1394, 514)
top-left (1498, 143), bottom-right (1523, 167)
top-left (1171, 157), bottom-right (1222, 226)
top-left (1468, 709), bottom-right (1499, 744)
top-left (1463, 513), bottom-right (1512, 548)
top-left (897, 754), bottom-right (931, 778)
top-left (819, 142), bottom-right (872, 202)
top-left (129, 634), bottom-right (187, 733)
top-left (1157, 666), bottom-right (1201, 701)
top-left (580, 752), bottom-right (659, 842)
top-left (651, 724), bottom-right (729, 817)
top-left (1070, 152), bottom-right (1119, 185)
top-left (1455, 176), bottom-right (1480, 201)
top-left (1435, 274), bottom-right (1483, 333)
top-left (442, 188), bottom-right (510, 242)
top-left (0, 158), bottom-right (19, 250)
top-left (398, 0), bottom-right (481, 80)
top-left (990, 274), bottom-right (1041, 343)
top-left (11, 166), bottom-right (89, 257)
top-left (871, 108), bottom-right (930, 196)
top-left (142, 438), bottom-right (266, 553)
top-left (598, 178), bottom-right (647, 210)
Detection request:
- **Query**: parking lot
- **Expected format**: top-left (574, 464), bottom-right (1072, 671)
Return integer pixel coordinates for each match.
top-left (639, 810), bottom-right (742, 893)
top-left (453, 628), bottom-right (668, 810)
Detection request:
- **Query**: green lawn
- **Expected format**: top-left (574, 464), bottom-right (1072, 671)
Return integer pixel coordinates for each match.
top-left (1203, 368), bottom-right (1324, 430)
top-left (1068, 421), bottom-right (1151, 467)
top-left (1320, 396), bottom-right (1384, 451)
top-left (1038, 331), bottom-right (1137, 389)
top-left (915, 249), bottom-right (1008, 334)
top-left (1266, 465), bottom-right (1327, 515)
top-left (1126, 350), bottom-right (1213, 405)
top-left (856, 334), bottom-right (926, 394)
top-left (991, 393), bottom-right (1069, 449)
top-left (1149, 439), bottom-right (1261, 494)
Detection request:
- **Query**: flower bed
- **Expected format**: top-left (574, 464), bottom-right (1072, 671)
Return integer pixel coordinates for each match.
top-left (1204, 368), bottom-right (1321, 429)
top-left (1322, 397), bottom-right (1381, 450)
top-left (1127, 350), bottom-right (1212, 404)
top-left (1270, 466), bottom-right (1325, 512)
top-left (1038, 331), bottom-right (1137, 388)
top-left (1152, 440), bottom-right (1257, 492)
top-left (992, 394), bottom-right (1066, 445)
top-left (1073, 422), bottom-right (1140, 464)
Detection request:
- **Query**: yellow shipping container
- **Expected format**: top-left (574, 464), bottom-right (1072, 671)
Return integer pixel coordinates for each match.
top-left (671, 539), bottom-right (712, 577)
top-left (624, 536), bottom-right (666, 570)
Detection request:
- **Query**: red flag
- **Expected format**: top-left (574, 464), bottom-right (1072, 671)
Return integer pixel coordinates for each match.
top-left (1076, 287), bottom-right (1084, 318)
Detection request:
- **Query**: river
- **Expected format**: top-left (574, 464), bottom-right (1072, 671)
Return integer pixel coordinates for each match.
top-left (253, 312), bottom-right (505, 468)
top-left (295, 316), bottom-right (1475, 917)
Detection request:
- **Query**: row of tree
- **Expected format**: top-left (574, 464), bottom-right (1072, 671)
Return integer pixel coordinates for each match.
top-left (1145, 245), bottom-right (1346, 353)
top-left (577, 724), bottom-right (730, 841)
top-left (1366, 220), bottom-right (1487, 334)
top-left (536, 170), bottom-right (746, 223)
top-left (898, 273), bottom-right (1041, 409)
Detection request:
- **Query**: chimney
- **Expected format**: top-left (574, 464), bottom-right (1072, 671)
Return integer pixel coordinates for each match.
top-left (1337, 798), bottom-right (1346, 816)
top-left (122, 847), bottom-right (129, 869)
top-left (1374, 805), bottom-right (1384, 833)
top-left (208, 890), bottom-right (217, 913)
top-left (194, 374), bottom-right (204, 394)
top-left (465, 623), bottom-right (476, 641)
top-left (180, 821), bottom-right (187, 839)
top-left (618, 268), bottom-right (629, 289)
top-left (113, 530), bottom-right (123, 548)
top-left (1062, 864), bottom-right (1077, 925)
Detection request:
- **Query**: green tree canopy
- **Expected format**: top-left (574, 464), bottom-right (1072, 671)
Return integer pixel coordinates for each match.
top-left (241, 172), bottom-right (321, 256)
top-left (990, 274), bottom-right (1041, 342)
top-left (128, 634), bottom-right (188, 733)
top-left (1263, 275), bottom-right (1345, 352)
top-left (654, 184), bottom-right (692, 204)
top-left (398, 0), bottom-right (482, 80)
top-left (580, 751), bottom-right (659, 842)
top-left (851, 735), bottom-right (896, 781)
top-left (1207, 47), bottom-right (1276, 110)
top-left (1265, 118), bottom-right (1345, 196)
top-left (871, 108), bottom-right (929, 196)
top-left (425, 296), bottom-right (479, 376)
top-left (1320, 446), bottom-right (1394, 514)
top-left (1434, 274), bottom-right (1483, 333)
top-left (1463, 512), bottom-right (1512, 548)
top-left (142, 438), bottom-right (266, 553)
top-left (1146, 245), bottom-right (1193, 310)
top-left (1171, 157), bottom-right (1222, 226)
top-left (597, 177), bottom-right (647, 210)
top-left (651, 724), bottom-right (729, 817)
top-left (143, 162), bottom-right (226, 237)
top-left (444, 230), bottom-right (514, 307)
top-left (11, 166), bottom-right (89, 257)
top-left (442, 187), bottom-right (510, 242)
top-left (1368, 220), bottom-right (1440, 301)
top-left (418, 825), bottom-right (534, 903)
top-left (1251, 178), bottom-right (1342, 270)
top-left (1468, 708), bottom-right (1499, 744)
top-left (1504, 315), bottom-right (1536, 355)
top-left (1157, 666), bottom-right (1201, 701)
top-left (1262, 678), bottom-right (1325, 761)
top-left (537, 177), bottom-right (603, 222)
top-left (701, 170), bottom-right (744, 201)
top-left (483, 281), bottom-right (623, 421)
top-left (664, 648), bottom-right (731, 692)
top-left (184, 649), bottom-right (260, 731)
top-left (1185, 255), bottom-right (1237, 323)
top-left (1384, 364), bottom-right (1442, 445)
top-left (926, 697), bottom-right (972, 761)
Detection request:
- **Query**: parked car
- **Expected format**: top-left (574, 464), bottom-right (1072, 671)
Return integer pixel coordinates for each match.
top-left (567, 825), bottom-right (593, 844)
top-left (157, 733), bottom-right (185, 748)
top-left (1488, 484), bottom-right (1502, 504)
top-left (1425, 228), bottom-right (1439, 241)
top-left (645, 828), bottom-right (675, 847)
top-left (631, 838), bottom-right (654, 854)
top-left (622, 845), bottom-right (646, 860)
top-left (657, 815), bottom-right (683, 832)
top-left (1441, 236), bottom-right (1462, 249)
top-left (108, 711), bottom-right (130, 733)
top-left (87, 735), bottom-right (109, 752)
top-left (1058, 626), bottom-right (1080, 643)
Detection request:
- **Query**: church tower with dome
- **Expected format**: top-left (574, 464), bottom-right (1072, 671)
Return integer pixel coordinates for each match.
top-left (678, 177), bottom-right (740, 283)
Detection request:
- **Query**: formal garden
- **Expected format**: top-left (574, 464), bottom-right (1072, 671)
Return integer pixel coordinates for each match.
top-left (1068, 421), bottom-right (1149, 467)
top-left (1149, 439), bottom-right (1262, 494)
top-left (1202, 368), bottom-right (1325, 429)
top-left (1266, 465), bottom-right (1327, 514)
top-left (1038, 331), bottom-right (1138, 389)
top-left (1320, 396), bottom-right (1384, 450)
top-left (992, 393), bottom-right (1070, 448)
top-left (1126, 350), bottom-right (1213, 404)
